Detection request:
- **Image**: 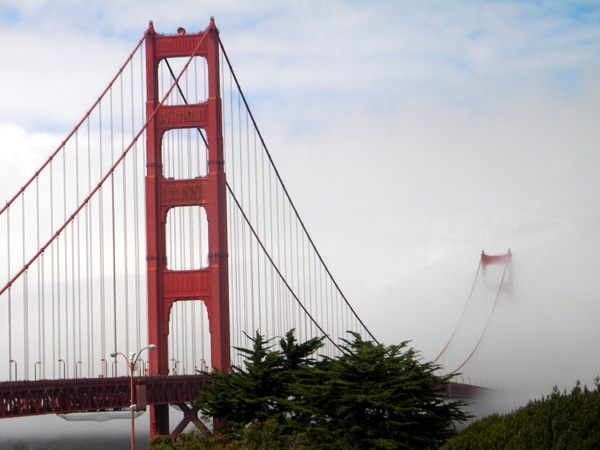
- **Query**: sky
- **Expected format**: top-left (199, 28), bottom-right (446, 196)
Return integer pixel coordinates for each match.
top-left (1, 0), bottom-right (600, 437)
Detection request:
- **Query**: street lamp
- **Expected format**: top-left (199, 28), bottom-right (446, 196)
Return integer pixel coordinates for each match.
top-left (9, 360), bottom-right (17, 381)
top-left (75, 361), bottom-right (83, 379)
top-left (110, 345), bottom-right (156, 450)
top-left (100, 358), bottom-right (107, 378)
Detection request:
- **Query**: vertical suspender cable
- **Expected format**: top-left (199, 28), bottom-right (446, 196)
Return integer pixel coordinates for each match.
top-left (280, 175), bottom-right (287, 332)
top-left (268, 150), bottom-right (275, 339)
top-left (36, 175), bottom-right (45, 378)
top-left (71, 220), bottom-right (77, 374)
top-left (21, 193), bottom-right (29, 379)
top-left (50, 160), bottom-right (56, 378)
top-left (120, 72), bottom-right (131, 357)
top-left (295, 215), bottom-right (301, 337)
top-left (301, 218), bottom-right (308, 337)
top-left (75, 130), bottom-right (83, 376)
top-left (253, 131), bottom-right (262, 332)
top-left (246, 109), bottom-right (256, 334)
top-left (236, 94), bottom-right (248, 333)
top-left (110, 86), bottom-right (119, 355)
top-left (135, 47), bottom-right (143, 353)
top-left (275, 172), bottom-right (282, 335)
top-left (98, 102), bottom-right (106, 361)
top-left (56, 185), bottom-right (62, 374)
top-left (6, 207), bottom-right (12, 378)
top-left (86, 116), bottom-right (94, 376)
top-left (62, 144), bottom-right (68, 376)
top-left (227, 70), bottom-right (240, 348)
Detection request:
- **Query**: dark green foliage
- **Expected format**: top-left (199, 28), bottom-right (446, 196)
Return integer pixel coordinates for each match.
top-left (231, 419), bottom-right (308, 449)
top-left (149, 432), bottom-right (223, 449)
top-left (441, 379), bottom-right (600, 449)
top-left (196, 330), bottom-right (469, 448)
top-left (197, 330), bottom-right (324, 436)
top-left (298, 332), bottom-right (469, 448)
top-left (149, 420), bottom-right (307, 449)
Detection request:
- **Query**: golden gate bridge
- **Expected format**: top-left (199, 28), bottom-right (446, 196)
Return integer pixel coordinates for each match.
top-left (0, 20), bottom-right (512, 439)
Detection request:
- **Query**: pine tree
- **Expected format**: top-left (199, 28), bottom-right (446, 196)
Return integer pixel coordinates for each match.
top-left (197, 330), bottom-right (324, 435)
top-left (196, 330), bottom-right (468, 448)
top-left (300, 332), bottom-right (468, 448)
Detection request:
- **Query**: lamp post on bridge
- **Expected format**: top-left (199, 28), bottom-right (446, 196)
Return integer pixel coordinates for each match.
top-left (34, 361), bottom-right (42, 380)
top-left (100, 358), bottom-right (107, 378)
top-left (110, 344), bottom-right (156, 450)
top-left (58, 359), bottom-right (66, 379)
top-left (9, 359), bottom-right (17, 381)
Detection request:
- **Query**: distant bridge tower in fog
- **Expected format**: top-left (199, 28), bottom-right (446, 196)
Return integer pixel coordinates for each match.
top-left (434, 250), bottom-right (513, 383)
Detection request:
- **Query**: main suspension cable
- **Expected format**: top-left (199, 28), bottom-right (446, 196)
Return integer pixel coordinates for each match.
top-left (218, 38), bottom-right (377, 343)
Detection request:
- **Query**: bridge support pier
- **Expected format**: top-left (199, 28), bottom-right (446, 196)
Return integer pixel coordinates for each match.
top-left (151, 404), bottom-right (171, 437)
top-left (171, 403), bottom-right (209, 439)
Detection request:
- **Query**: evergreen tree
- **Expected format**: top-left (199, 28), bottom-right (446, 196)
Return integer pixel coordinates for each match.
top-left (197, 330), bottom-right (324, 435)
top-left (196, 330), bottom-right (469, 448)
top-left (300, 332), bottom-right (468, 448)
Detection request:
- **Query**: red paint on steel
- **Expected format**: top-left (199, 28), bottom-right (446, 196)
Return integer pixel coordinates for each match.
top-left (0, 375), bottom-right (210, 418)
top-left (0, 377), bottom-right (477, 419)
top-left (481, 249), bottom-right (512, 267)
top-left (481, 249), bottom-right (513, 290)
top-left (144, 19), bottom-right (230, 437)
top-left (442, 381), bottom-right (490, 399)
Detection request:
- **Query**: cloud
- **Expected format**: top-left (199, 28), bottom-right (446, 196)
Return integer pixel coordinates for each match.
top-left (0, 123), bottom-right (60, 193)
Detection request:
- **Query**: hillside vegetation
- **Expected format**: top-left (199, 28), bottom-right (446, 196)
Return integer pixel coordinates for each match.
top-left (442, 380), bottom-right (600, 449)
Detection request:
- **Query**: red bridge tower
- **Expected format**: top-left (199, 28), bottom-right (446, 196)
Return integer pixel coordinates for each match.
top-left (144, 20), bottom-right (230, 436)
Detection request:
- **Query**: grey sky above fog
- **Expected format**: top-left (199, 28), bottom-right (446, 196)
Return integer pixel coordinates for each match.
top-left (1, 0), bottom-right (600, 422)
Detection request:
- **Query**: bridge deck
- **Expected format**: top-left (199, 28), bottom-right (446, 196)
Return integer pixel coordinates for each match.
top-left (1, 375), bottom-right (483, 419)
top-left (443, 382), bottom-right (489, 399)
top-left (0, 375), bottom-right (210, 418)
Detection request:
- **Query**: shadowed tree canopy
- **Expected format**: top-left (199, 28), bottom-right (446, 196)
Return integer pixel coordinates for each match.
top-left (197, 329), bottom-right (324, 436)
top-left (297, 332), bottom-right (469, 448)
top-left (196, 330), bottom-right (469, 448)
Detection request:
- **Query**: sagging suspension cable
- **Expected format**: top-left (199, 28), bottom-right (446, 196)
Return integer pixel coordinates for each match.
top-left (164, 59), bottom-right (342, 352)
top-left (226, 183), bottom-right (342, 352)
top-left (433, 260), bottom-right (482, 364)
top-left (217, 38), bottom-right (378, 343)
top-left (448, 262), bottom-right (509, 374)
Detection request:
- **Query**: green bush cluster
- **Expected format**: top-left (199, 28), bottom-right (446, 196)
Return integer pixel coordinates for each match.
top-left (442, 379), bottom-right (600, 449)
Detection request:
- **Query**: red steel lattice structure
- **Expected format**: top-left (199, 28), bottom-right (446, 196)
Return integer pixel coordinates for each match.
top-left (0, 375), bottom-right (210, 418)
top-left (144, 19), bottom-right (230, 436)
